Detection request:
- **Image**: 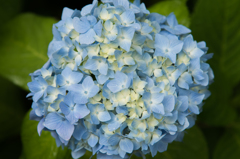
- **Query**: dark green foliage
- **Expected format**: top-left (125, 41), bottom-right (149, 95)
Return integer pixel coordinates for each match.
top-left (0, 0), bottom-right (240, 158)
top-left (0, 13), bottom-right (57, 90)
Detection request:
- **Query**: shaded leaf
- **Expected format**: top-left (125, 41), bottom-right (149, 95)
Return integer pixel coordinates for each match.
top-left (0, 0), bottom-right (22, 23)
top-left (213, 127), bottom-right (240, 159)
top-left (201, 127), bottom-right (225, 158)
top-left (21, 110), bottom-right (94, 159)
top-left (0, 76), bottom-right (26, 141)
top-left (0, 136), bottom-right (22, 159)
top-left (190, 0), bottom-right (239, 126)
top-left (148, 0), bottom-right (190, 27)
top-left (21, 111), bottom-right (71, 159)
top-left (0, 13), bottom-right (57, 91)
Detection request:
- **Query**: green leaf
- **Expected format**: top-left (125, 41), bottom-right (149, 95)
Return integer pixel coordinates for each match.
top-left (148, 0), bottom-right (190, 27)
top-left (0, 13), bottom-right (57, 91)
top-left (213, 127), bottom-right (240, 159)
top-left (21, 111), bottom-right (94, 159)
top-left (0, 136), bottom-right (22, 159)
top-left (0, 76), bottom-right (26, 141)
top-left (0, 0), bottom-right (22, 23)
top-left (132, 126), bottom-right (209, 159)
top-left (190, 0), bottom-right (240, 126)
top-left (201, 127), bottom-right (225, 158)
top-left (21, 111), bottom-right (71, 159)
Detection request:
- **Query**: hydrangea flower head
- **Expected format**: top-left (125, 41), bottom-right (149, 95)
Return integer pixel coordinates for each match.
top-left (27, 0), bottom-right (214, 158)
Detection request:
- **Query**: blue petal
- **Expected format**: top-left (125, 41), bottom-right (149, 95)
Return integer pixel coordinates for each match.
top-left (108, 135), bottom-right (121, 146)
top-left (166, 13), bottom-right (178, 28)
top-left (189, 104), bottom-right (200, 114)
top-left (37, 118), bottom-right (45, 135)
top-left (141, 22), bottom-right (153, 34)
top-left (33, 91), bottom-right (44, 102)
top-left (74, 92), bottom-right (88, 104)
top-left (155, 34), bottom-right (169, 50)
top-left (178, 96), bottom-right (188, 111)
top-left (69, 72), bottom-right (83, 84)
top-left (106, 34), bottom-right (118, 41)
top-left (107, 83), bottom-right (121, 93)
top-left (71, 149), bottom-right (86, 159)
top-left (133, 0), bottom-right (140, 6)
top-left (61, 7), bottom-right (74, 20)
top-left (107, 81), bottom-right (122, 93)
top-left (73, 17), bottom-right (90, 33)
top-left (124, 57), bottom-right (135, 65)
top-left (52, 25), bottom-right (62, 41)
top-left (192, 68), bottom-right (204, 81)
top-left (60, 102), bottom-right (71, 115)
top-left (154, 47), bottom-right (165, 57)
top-left (84, 59), bottom-right (98, 70)
top-left (120, 10), bottom-right (135, 24)
top-left (114, 0), bottom-right (129, 9)
top-left (82, 76), bottom-right (95, 90)
top-left (79, 29), bottom-right (96, 45)
top-left (62, 67), bottom-right (72, 79)
top-left (56, 120), bottom-right (74, 141)
top-left (88, 85), bottom-right (99, 98)
top-left (174, 25), bottom-right (191, 34)
top-left (91, 114), bottom-right (100, 124)
top-left (133, 33), bottom-right (146, 45)
top-left (189, 92), bottom-right (205, 105)
top-left (99, 133), bottom-right (108, 145)
top-left (162, 95), bottom-right (175, 113)
top-left (147, 13), bottom-right (166, 24)
top-left (63, 92), bottom-right (74, 107)
top-left (149, 144), bottom-right (158, 157)
top-left (119, 138), bottom-right (133, 153)
top-left (107, 71), bottom-right (128, 93)
top-left (114, 50), bottom-right (122, 59)
top-left (66, 111), bottom-right (78, 124)
top-left (75, 104), bottom-right (90, 118)
top-left (122, 27), bottom-right (135, 40)
top-left (118, 148), bottom-right (126, 158)
top-left (98, 62), bottom-right (108, 75)
top-left (97, 74), bottom-right (109, 84)
top-left (88, 134), bottom-right (98, 147)
top-left (73, 121), bottom-right (87, 140)
top-left (156, 141), bottom-right (168, 152)
top-left (108, 120), bottom-right (121, 131)
top-left (119, 39), bottom-right (132, 52)
top-left (87, 15), bottom-right (97, 26)
top-left (81, 0), bottom-right (98, 16)
top-left (170, 39), bottom-right (183, 52)
top-left (98, 111), bottom-right (111, 122)
top-left (178, 112), bottom-right (187, 125)
top-left (28, 81), bottom-right (41, 92)
top-left (87, 104), bottom-right (95, 112)
top-left (116, 106), bottom-right (128, 115)
top-left (94, 20), bottom-right (103, 36)
top-left (104, 20), bottom-right (113, 31)
top-left (81, 4), bottom-right (93, 16)
top-left (56, 75), bottom-right (66, 86)
top-left (92, 144), bottom-right (102, 155)
top-left (44, 113), bottom-right (62, 130)
top-left (165, 124), bottom-right (177, 132)
top-left (151, 93), bottom-right (164, 104)
top-left (151, 104), bottom-right (165, 114)
top-left (190, 48), bottom-right (204, 59)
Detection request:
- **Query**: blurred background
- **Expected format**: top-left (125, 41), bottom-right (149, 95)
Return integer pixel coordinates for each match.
top-left (0, 0), bottom-right (239, 159)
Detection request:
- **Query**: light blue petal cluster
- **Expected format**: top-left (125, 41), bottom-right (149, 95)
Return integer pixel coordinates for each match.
top-left (27, 0), bottom-right (214, 158)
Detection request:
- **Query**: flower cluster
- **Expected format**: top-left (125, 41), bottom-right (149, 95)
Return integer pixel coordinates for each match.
top-left (27, 0), bottom-right (214, 158)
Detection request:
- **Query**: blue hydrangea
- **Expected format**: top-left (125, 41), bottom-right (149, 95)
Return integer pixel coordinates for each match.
top-left (27, 0), bottom-right (214, 158)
